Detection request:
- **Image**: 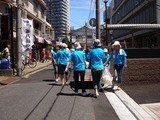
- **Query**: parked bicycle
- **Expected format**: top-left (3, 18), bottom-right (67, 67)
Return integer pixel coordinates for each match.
top-left (13, 55), bottom-right (37, 72)
top-left (22, 55), bottom-right (37, 70)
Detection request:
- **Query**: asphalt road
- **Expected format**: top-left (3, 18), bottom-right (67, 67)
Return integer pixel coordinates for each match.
top-left (0, 66), bottom-right (119, 120)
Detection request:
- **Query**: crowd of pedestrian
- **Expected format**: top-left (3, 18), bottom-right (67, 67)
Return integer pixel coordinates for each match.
top-left (0, 39), bottom-right (127, 98)
top-left (50, 39), bottom-right (127, 98)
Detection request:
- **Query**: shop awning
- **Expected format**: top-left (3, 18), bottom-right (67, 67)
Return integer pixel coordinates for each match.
top-left (34, 35), bottom-right (45, 43)
top-left (44, 39), bottom-right (52, 44)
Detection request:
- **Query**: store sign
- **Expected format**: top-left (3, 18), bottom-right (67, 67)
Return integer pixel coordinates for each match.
top-left (41, 23), bottom-right (46, 36)
top-left (21, 19), bottom-right (34, 52)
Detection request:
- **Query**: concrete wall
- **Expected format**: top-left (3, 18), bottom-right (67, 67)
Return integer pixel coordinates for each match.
top-left (110, 58), bottom-right (160, 85)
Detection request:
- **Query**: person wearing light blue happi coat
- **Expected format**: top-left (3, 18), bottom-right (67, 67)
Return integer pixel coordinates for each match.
top-left (104, 41), bottom-right (127, 89)
top-left (56, 43), bottom-right (70, 85)
top-left (89, 39), bottom-right (104, 97)
top-left (51, 46), bottom-right (59, 80)
top-left (69, 42), bottom-right (86, 96)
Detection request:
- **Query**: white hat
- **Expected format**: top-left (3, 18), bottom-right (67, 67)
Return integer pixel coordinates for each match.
top-left (112, 41), bottom-right (121, 48)
top-left (74, 42), bottom-right (82, 49)
top-left (61, 43), bottom-right (67, 48)
top-left (104, 48), bottom-right (108, 53)
top-left (93, 39), bottom-right (101, 47)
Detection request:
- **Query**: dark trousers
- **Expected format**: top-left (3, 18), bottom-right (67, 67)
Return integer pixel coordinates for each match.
top-left (113, 64), bottom-right (124, 84)
top-left (74, 70), bottom-right (86, 93)
top-left (91, 70), bottom-right (103, 89)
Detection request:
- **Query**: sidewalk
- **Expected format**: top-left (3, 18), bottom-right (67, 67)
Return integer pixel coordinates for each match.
top-left (104, 86), bottom-right (160, 120)
top-left (0, 61), bottom-right (52, 85)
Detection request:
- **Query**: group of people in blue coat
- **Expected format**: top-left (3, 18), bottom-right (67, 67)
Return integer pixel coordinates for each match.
top-left (51, 39), bottom-right (127, 98)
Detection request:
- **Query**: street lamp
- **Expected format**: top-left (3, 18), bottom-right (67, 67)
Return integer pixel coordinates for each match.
top-left (103, 0), bottom-right (108, 46)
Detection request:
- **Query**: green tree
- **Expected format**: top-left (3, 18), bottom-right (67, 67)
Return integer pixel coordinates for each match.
top-left (62, 37), bottom-right (69, 46)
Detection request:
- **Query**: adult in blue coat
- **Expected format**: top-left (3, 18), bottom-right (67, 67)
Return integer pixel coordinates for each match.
top-left (56, 43), bottom-right (70, 85)
top-left (89, 39), bottom-right (104, 97)
top-left (68, 42), bottom-right (86, 96)
top-left (104, 41), bottom-right (127, 89)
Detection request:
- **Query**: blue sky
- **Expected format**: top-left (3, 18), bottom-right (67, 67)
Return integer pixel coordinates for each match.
top-left (70, 0), bottom-right (111, 29)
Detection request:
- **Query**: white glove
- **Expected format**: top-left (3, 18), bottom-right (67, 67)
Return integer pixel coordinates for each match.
top-left (124, 64), bottom-right (127, 67)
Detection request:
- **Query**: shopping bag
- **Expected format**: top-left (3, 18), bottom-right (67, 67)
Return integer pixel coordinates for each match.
top-left (101, 67), bottom-right (113, 88)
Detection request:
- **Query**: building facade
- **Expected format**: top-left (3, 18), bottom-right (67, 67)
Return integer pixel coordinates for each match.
top-left (44, 0), bottom-right (70, 41)
top-left (71, 26), bottom-right (95, 48)
top-left (110, 0), bottom-right (160, 48)
top-left (0, 0), bottom-right (53, 60)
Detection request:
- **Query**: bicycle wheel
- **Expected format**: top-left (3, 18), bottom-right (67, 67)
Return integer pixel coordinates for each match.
top-left (14, 62), bottom-right (25, 72)
top-left (21, 62), bottom-right (25, 71)
top-left (28, 58), bottom-right (37, 68)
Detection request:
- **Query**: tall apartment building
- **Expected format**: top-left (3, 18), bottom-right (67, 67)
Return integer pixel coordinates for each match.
top-left (44, 0), bottom-right (70, 41)
top-left (110, 0), bottom-right (160, 48)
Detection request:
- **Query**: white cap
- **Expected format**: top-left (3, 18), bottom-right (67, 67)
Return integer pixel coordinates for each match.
top-left (112, 41), bottom-right (121, 48)
top-left (61, 43), bottom-right (67, 48)
top-left (93, 39), bottom-right (101, 47)
top-left (104, 48), bottom-right (108, 53)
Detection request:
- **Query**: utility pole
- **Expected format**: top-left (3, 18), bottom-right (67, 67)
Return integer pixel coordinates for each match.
top-left (96, 0), bottom-right (100, 39)
top-left (16, 0), bottom-right (22, 76)
top-left (9, 6), bottom-right (15, 74)
top-left (85, 23), bottom-right (88, 45)
top-left (104, 0), bottom-right (108, 46)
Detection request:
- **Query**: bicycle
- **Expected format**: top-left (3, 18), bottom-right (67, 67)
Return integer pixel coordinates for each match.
top-left (22, 55), bottom-right (37, 70)
top-left (13, 55), bottom-right (37, 73)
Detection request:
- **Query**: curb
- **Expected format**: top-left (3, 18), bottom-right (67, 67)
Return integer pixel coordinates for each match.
top-left (115, 89), bottom-right (155, 120)
top-left (0, 64), bottom-right (51, 86)
top-left (22, 64), bottom-right (51, 76)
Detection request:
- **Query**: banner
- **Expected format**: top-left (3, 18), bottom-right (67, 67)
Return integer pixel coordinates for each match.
top-left (21, 18), bottom-right (34, 52)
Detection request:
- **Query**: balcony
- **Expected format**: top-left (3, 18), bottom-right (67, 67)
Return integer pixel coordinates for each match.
top-left (34, 29), bottom-right (40, 36)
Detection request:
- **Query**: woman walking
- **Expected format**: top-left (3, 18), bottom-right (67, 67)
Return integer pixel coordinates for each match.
top-left (66, 42), bottom-right (86, 96)
top-left (56, 43), bottom-right (70, 85)
top-left (89, 39), bottom-right (104, 97)
top-left (51, 45), bottom-right (59, 81)
top-left (104, 41), bottom-right (127, 89)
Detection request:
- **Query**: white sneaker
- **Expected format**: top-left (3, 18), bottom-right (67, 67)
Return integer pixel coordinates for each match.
top-left (55, 79), bottom-right (59, 83)
top-left (82, 92), bottom-right (87, 96)
top-left (95, 90), bottom-right (99, 96)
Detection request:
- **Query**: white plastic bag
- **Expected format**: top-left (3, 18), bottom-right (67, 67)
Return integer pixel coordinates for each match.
top-left (101, 67), bottom-right (113, 88)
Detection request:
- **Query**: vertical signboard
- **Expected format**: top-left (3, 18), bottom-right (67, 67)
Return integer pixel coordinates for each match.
top-left (21, 18), bottom-right (34, 52)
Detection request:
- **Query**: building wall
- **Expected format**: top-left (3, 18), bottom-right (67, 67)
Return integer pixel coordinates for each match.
top-left (22, 0), bottom-right (53, 40)
top-left (44, 0), bottom-right (70, 40)
top-left (111, 0), bottom-right (160, 48)
top-left (110, 58), bottom-right (160, 85)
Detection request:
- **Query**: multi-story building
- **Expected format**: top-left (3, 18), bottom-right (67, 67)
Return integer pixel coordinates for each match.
top-left (110, 0), bottom-right (160, 48)
top-left (22, 0), bottom-right (53, 44)
top-left (0, 0), bottom-right (53, 60)
top-left (44, 0), bottom-right (70, 41)
top-left (71, 26), bottom-right (94, 47)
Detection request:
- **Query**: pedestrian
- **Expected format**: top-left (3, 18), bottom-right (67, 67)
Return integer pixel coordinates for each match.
top-left (56, 43), bottom-right (70, 85)
top-left (103, 48), bottom-right (110, 70)
top-left (2, 43), bottom-right (11, 61)
top-left (41, 48), bottom-right (46, 63)
top-left (32, 44), bottom-right (36, 60)
top-left (66, 42), bottom-right (86, 96)
top-left (84, 45), bottom-right (90, 62)
top-left (89, 39), bottom-right (104, 97)
top-left (51, 45), bottom-right (59, 81)
top-left (104, 41), bottom-right (127, 90)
